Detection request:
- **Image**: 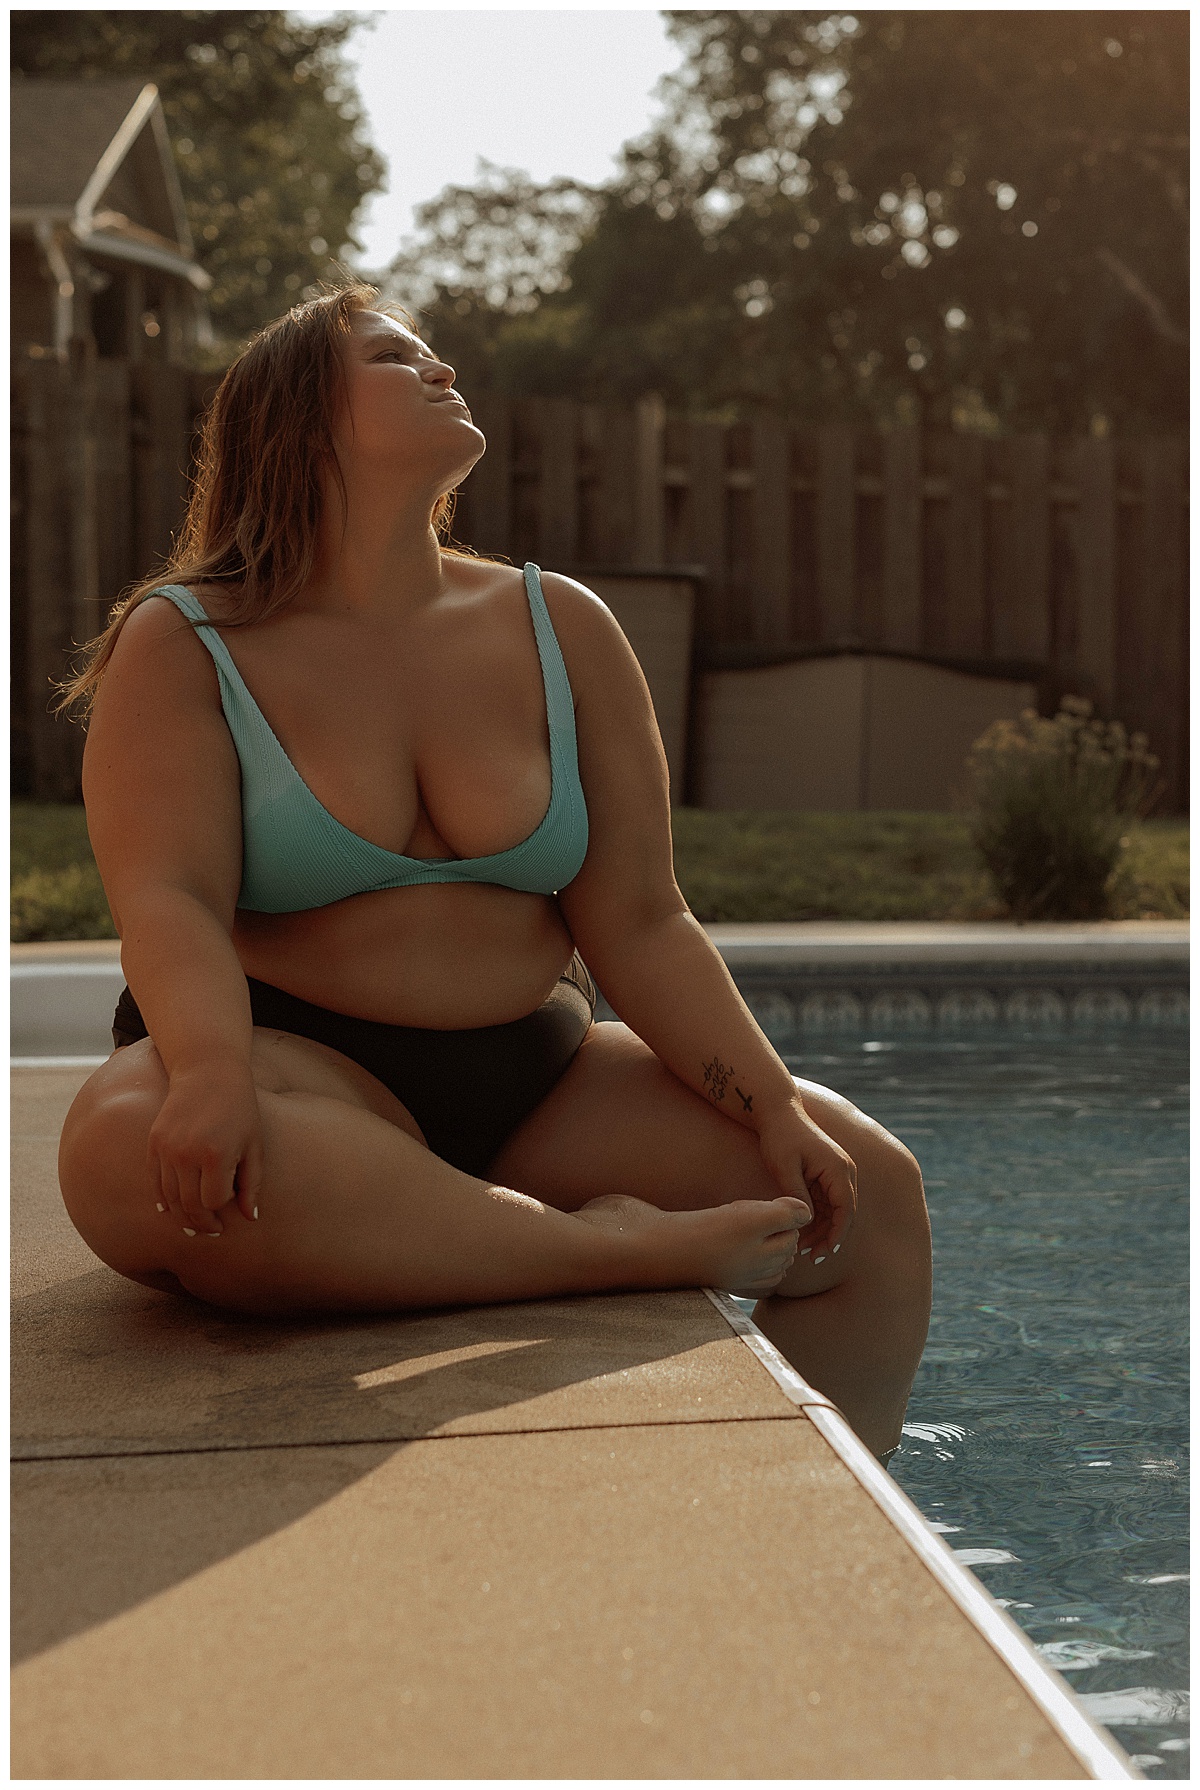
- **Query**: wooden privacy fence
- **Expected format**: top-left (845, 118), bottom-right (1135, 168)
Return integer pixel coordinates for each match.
top-left (12, 351), bottom-right (219, 800)
top-left (456, 395), bottom-right (1187, 809)
top-left (12, 358), bottom-right (1188, 807)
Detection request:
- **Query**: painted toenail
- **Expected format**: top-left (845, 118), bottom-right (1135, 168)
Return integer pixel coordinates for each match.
top-left (814, 1254), bottom-right (826, 1264)
top-left (252, 1206), bottom-right (259, 1220)
top-left (833, 1244), bottom-right (841, 1254)
top-left (183, 1228), bottom-right (197, 1237)
top-left (801, 1247), bottom-right (811, 1256)
top-left (155, 1203), bottom-right (165, 1213)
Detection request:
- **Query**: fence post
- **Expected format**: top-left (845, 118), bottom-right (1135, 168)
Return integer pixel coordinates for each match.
top-left (686, 420), bottom-right (729, 640)
top-left (94, 359), bottom-right (133, 616)
top-left (21, 355), bottom-right (98, 798)
top-left (1139, 437), bottom-right (1187, 807)
top-left (130, 363), bottom-right (194, 579)
top-left (538, 396), bottom-right (579, 567)
top-left (588, 403), bottom-right (632, 563)
top-left (945, 431), bottom-right (986, 656)
top-left (1071, 435), bottom-right (1116, 709)
top-left (67, 341), bottom-right (101, 667)
top-left (993, 434), bottom-right (1050, 663)
top-left (817, 426), bottom-right (857, 643)
top-left (462, 394), bottom-right (512, 556)
top-left (881, 427), bottom-right (922, 652)
top-left (633, 393), bottom-right (665, 565)
top-left (750, 415), bottom-right (791, 646)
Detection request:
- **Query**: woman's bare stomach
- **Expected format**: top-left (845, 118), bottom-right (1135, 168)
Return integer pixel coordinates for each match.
top-left (231, 882), bottom-right (577, 1029)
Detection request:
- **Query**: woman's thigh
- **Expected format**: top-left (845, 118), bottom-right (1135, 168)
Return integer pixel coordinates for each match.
top-left (489, 1023), bottom-right (928, 1300)
top-left (58, 1027), bottom-right (430, 1290)
top-left (490, 1019), bottom-right (914, 1218)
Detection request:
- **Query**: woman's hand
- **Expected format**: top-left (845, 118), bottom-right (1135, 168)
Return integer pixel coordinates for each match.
top-left (755, 1095), bottom-right (858, 1262)
top-left (147, 1060), bottom-right (263, 1237)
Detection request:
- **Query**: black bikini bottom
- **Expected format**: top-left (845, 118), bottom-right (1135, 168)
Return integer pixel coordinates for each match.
top-left (111, 954), bottom-right (597, 1178)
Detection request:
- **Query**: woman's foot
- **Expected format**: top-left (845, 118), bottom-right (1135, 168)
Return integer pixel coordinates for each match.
top-left (574, 1193), bottom-right (807, 1297)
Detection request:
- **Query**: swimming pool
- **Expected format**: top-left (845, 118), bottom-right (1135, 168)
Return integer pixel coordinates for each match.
top-left (773, 1028), bottom-right (1189, 1777)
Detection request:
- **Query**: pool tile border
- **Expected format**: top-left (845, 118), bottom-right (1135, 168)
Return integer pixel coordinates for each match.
top-left (737, 971), bottom-right (1188, 1036)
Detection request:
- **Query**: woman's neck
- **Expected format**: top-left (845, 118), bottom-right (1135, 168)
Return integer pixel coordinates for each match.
top-left (301, 475), bottom-right (448, 623)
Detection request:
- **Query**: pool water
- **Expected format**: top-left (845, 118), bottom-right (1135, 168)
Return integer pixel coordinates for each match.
top-left (776, 1028), bottom-right (1189, 1777)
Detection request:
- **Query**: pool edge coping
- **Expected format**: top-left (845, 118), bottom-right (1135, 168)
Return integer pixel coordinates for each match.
top-left (702, 1288), bottom-right (1142, 1783)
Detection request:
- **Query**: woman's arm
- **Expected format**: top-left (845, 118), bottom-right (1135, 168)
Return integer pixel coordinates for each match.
top-left (547, 574), bottom-right (857, 1254)
top-left (83, 598), bottom-right (263, 1235)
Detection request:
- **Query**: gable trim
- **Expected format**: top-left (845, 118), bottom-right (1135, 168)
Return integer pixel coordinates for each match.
top-left (75, 82), bottom-right (161, 231)
top-left (147, 101), bottom-right (195, 254)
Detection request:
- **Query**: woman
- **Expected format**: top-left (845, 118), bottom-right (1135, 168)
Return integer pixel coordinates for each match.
top-left (58, 285), bottom-right (930, 1462)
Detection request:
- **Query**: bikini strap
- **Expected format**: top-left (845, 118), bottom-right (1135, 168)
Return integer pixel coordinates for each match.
top-left (147, 584), bottom-right (245, 685)
top-left (145, 584), bottom-right (281, 768)
top-left (522, 563), bottom-right (577, 743)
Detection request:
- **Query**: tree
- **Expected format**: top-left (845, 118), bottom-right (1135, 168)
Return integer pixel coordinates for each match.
top-left (388, 161), bottom-right (606, 395)
top-left (390, 11), bottom-right (1187, 433)
top-left (11, 10), bottom-right (386, 348)
top-left (652, 9), bottom-right (1187, 431)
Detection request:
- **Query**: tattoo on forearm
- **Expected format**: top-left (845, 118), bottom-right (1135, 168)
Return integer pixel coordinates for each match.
top-left (702, 1056), bottom-right (732, 1102)
top-left (735, 1086), bottom-right (753, 1113)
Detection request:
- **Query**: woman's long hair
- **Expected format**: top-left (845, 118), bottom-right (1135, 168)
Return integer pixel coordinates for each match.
top-left (57, 282), bottom-right (488, 719)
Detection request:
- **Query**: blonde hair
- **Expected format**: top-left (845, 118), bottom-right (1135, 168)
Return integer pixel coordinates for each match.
top-left (57, 281), bottom-right (491, 718)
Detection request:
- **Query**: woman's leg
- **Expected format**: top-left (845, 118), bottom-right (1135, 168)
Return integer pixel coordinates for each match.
top-left (57, 1029), bottom-right (806, 1317)
top-left (489, 1023), bottom-right (932, 1457)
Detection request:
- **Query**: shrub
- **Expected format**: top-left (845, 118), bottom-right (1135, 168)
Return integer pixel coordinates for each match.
top-left (967, 698), bottom-right (1160, 921)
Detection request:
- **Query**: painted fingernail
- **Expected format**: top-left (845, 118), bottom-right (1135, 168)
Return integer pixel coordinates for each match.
top-left (833, 1244), bottom-right (841, 1254)
top-left (155, 1202), bottom-right (165, 1213)
top-left (204, 1231), bottom-right (222, 1239)
top-left (814, 1254), bottom-right (826, 1265)
top-left (182, 1228), bottom-right (196, 1237)
top-left (252, 1206), bottom-right (259, 1220)
top-left (801, 1247), bottom-right (811, 1256)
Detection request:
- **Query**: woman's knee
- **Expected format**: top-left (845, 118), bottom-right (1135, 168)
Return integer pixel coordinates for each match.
top-left (797, 1078), bottom-right (928, 1238)
top-left (58, 1053), bottom-right (165, 1260)
top-left (851, 1122), bottom-right (929, 1252)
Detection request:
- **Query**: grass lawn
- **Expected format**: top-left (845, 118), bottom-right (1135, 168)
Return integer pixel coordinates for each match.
top-left (670, 810), bottom-right (1188, 923)
top-left (11, 802), bottom-right (1189, 942)
top-left (12, 804), bottom-right (116, 942)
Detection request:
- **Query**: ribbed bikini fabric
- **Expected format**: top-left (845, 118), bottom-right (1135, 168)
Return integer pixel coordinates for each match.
top-left (150, 563), bottom-right (590, 912)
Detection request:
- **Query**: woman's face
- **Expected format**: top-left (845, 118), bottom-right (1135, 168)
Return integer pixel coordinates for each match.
top-left (335, 309), bottom-right (484, 485)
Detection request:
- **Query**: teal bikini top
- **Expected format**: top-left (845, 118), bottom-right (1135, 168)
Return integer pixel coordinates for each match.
top-left (151, 564), bottom-right (589, 913)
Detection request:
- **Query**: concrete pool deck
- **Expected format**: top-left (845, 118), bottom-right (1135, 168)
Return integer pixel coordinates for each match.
top-left (13, 1054), bottom-right (1140, 1777)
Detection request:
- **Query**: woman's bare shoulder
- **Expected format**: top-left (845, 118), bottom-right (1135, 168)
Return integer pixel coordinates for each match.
top-left (443, 557), bottom-right (622, 664)
top-left (536, 569), bottom-right (632, 659)
top-left (104, 587), bottom-right (222, 694)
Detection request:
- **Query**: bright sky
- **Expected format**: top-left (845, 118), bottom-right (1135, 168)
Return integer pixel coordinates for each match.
top-left (320, 9), bottom-right (684, 269)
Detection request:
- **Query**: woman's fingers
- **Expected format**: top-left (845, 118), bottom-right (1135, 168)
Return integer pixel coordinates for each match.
top-left (793, 1166), bottom-right (838, 1261)
top-left (823, 1160), bottom-right (857, 1252)
top-left (155, 1156), bottom-right (180, 1223)
top-left (177, 1163), bottom-right (222, 1237)
top-left (198, 1156), bottom-right (232, 1233)
top-left (234, 1133), bottom-right (263, 1224)
top-left (151, 1144), bottom-right (262, 1233)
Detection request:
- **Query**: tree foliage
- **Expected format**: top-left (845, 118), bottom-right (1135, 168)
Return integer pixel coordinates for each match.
top-left (11, 9), bottom-right (385, 348)
top-left (390, 10), bottom-right (1187, 432)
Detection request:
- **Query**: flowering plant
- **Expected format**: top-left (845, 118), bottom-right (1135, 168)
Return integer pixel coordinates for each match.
top-left (967, 697), bottom-right (1160, 920)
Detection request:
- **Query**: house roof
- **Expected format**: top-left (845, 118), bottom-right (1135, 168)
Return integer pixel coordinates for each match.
top-left (11, 76), bottom-right (210, 290)
top-left (11, 78), bottom-right (150, 211)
